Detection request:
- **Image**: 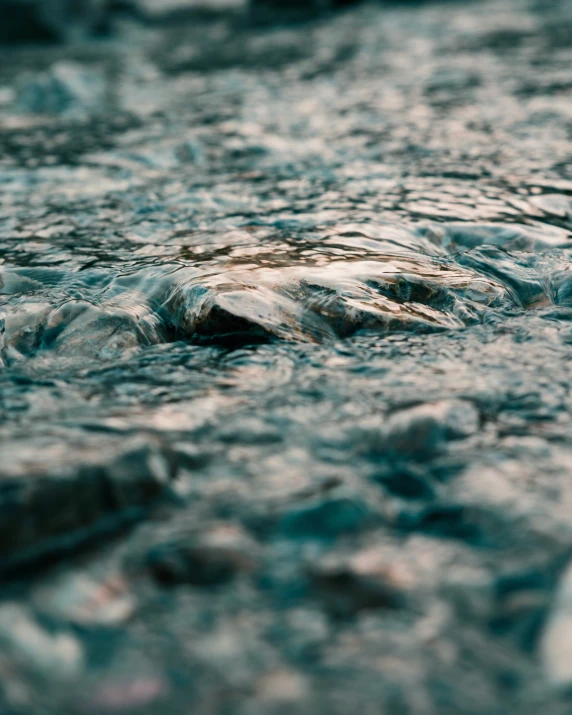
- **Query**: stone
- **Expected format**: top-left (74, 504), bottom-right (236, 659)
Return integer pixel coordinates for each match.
top-left (147, 523), bottom-right (258, 587)
top-left (398, 503), bottom-right (488, 546)
top-left (0, 437), bottom-right (177, 575)
top-left (308, 553), bottom-right (408, 617)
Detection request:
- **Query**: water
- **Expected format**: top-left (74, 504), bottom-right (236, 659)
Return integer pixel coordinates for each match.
top-left (1, 0), bottom-right (572, 712)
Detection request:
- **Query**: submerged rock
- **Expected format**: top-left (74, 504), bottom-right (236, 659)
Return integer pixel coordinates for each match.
top-left (308, 554), bottom-right (408, 617)
top-left (0, 438), bottom-right (177, 576)
top-left (6, 303), bottom-right (159, 365)
top-left (1, 255), bottom-right (514, 357)
top-left (166, 257), bottom-right (511, 344)
top-left (371, 463), bottom-right (435, 500)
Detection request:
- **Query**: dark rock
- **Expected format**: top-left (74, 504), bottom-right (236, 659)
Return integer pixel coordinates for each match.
top-left (0, 438), bottom-right (177, 576)
top-left (371, 463), bottom-right (435, 500)
top-left (308, 556), bottom-right (407, 617)
top-left (147, 523), bottom-right (258, 587)
top-left (398, 503), bottom-right (490, 546)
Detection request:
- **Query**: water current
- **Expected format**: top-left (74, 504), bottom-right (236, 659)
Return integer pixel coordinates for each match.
top-left (1, 0), bottom-right (572, 712)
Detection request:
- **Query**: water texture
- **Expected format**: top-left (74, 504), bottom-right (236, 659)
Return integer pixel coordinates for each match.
top-left (1, 0), bottom-right (572, 712)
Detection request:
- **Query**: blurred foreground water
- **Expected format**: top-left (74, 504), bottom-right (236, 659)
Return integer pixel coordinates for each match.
top-left (1, 0), bottom-right (572, 712)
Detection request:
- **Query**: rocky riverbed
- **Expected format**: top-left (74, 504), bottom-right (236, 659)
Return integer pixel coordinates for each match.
top-left (1, 0), bottom-right (572, 712)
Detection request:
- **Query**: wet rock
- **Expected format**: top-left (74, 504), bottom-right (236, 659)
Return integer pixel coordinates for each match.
top-left (41, 301), bottom-right (163, 359)
top-left (276, 495), bottom-right (373, 541)
top-left (1, 256), bottom-right (511, 354)
top-left (147, 523), bottom-right (258, 587)
top-left (16, 61), bottom-right (106, 116)
top-left (0, 438), bottom-right (177, 575)
top-left (381, 400), bottom-right (480, 460)
top-left (3, 298), bottom-right (164, 360)
top-left (167, 257), bottom-right (508, 344)
top-left (308, 553), bottom-right (408, 617)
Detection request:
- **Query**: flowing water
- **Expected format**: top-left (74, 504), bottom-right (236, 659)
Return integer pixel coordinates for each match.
top-left (1, 0), bottom-right (572, 712)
